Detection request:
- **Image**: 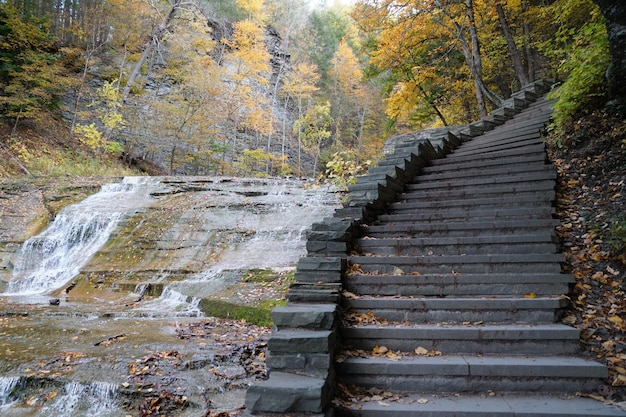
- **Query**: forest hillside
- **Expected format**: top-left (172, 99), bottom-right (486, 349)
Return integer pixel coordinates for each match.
top-left (0, 0), bottom-right (621, 183)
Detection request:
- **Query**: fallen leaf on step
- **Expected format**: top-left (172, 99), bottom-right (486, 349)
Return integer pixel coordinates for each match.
top-left (417, 398), bottom-right (428, 404)
top-left (562, 314), bottom-right (577, 325)
top-left (415, 347), bottom-right (429, 355)
top-left (386, 351), bottom-right (401, 361)
top-left (372, 345), bottom-right (389, 356)
top-left (524, 292), bottom-right (537, 298)
top-left (377, 401), bottom-right (390, 407)
top-left (415, 346), bottom-right (441, 356)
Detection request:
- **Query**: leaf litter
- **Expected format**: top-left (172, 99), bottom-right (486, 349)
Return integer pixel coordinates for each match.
top-left (548, 110), bottom-right (626, 404)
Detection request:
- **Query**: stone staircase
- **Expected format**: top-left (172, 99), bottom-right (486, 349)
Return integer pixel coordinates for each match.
top-left (335, 98), bottom-right (622, 416)
top-left (244, 82), bottom-right (625, 417)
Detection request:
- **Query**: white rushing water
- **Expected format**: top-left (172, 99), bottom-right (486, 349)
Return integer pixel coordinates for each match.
top-left (138, 178), bottom-right (340, 312)
top-left (5, 177), bottom-right (159, 295)
top-left (0, 376), bottom-right (20, 407)
top-left (38, 381), bottom-right (119, 416)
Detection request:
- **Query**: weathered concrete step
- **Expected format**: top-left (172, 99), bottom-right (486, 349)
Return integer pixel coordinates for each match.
top-left (459, 121), bottom-right (549, 145)
top-left (418, 162), bottom-right (553, 182)
top-left (398, 181), bottom-right (555, 202)
top-left (245, 372), bottom-right (331, 414)
top-left (451, 136), bottom-right (545, 157)
top-left (351, 262), bottom-right (562, 276)
top-left (460, 122), bottom-right (548, 146)
top-left (343, 272), bottom-right (573, 297)
top-left (340, 324), bottom-right (580, 355)
top-left (337, 355), bottom-right (605, 393)
top-left (356, 239), bottom-right (559, 257)
top-left (407, 170), bottom-right (556, 190)
top-left (362, 219), bottom-right (561, 239)
top-left (333, 393), bottom-right (625, 417)
top-left (442, 143), bottom-right (547, 164)
top-left (423, 152), bottom-right (547, 174)
top-left (343, 296), bottom-right (567, 323)
top-left (389, 192), bottom-right (555, 211)
top-left (378, 206), bottom-right (556, 223)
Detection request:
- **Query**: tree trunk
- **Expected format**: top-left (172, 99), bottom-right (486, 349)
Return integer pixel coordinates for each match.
top-left (434, 0), bottom-right (503, 116)
top-left (121, 0), bottom-right (183, 102)
top-left (593, 0), bottom-right (626, 108)
top-left (418, 84), bottom-right (448, 126)
top-left (496, 1), bottom-right (530, 88)
top-left (466, 0), bottom-right (488, 117)
top-left (521, 1), bottom-right (536, 83)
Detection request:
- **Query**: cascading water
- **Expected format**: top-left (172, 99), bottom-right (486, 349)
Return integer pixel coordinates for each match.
top-left (5, 177), bottom-right (159, 295)
top-left (0, 376), bottom-right (20, 407)
top-left (138, 178), bottom-right (340, 312)
top-left (38, 381), bottom-right (119, 416)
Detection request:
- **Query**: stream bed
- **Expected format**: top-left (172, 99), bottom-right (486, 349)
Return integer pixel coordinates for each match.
top-left (0, 176), bottom-right (340, 416)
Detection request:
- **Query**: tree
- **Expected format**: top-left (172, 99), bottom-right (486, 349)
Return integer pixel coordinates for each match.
top-left (294, 100), bottom-right (332, 176)
top-left (592, 0), bottom-right (626, 109)
top-left (219, 18), bottom-right (273, 168)
top-left (540, 0), bottom-right (610, 131)
top-left (495, 0), bottom-right (529, 88)
top-left (282, 62), bottom-right (320, 174)
top-left (330, 39), bottom-right (367, 160)
top-left (121, 0), bottom-right (187, 102)
top-left (0, 3), bottom-right (66, 134)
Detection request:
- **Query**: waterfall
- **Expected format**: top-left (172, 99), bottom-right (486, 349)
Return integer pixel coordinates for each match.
top-left (0, 376), bottom-right (20, 407)
top-left (5, 177), bottom-right (157, 295)
top-left (38, 381), bottom-right (119, 416)
top-left (137, 178), bottom-right (340, 312)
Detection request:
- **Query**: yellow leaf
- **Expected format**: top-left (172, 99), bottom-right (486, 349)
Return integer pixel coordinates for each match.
top-left (524, 292), bottom-right (537, 299)
top-left (562, 314), bottom-right (577, 325)
top-left (415, 347), bottom-right (429, 355)
top-left (373, 346), bottom-right (389, 356)
top-left (608, 316), bottom-right (624, 326)
top-left (612, 374), bottom-right (626, 387)
top-left (614, 366), bottom-right (626, 375)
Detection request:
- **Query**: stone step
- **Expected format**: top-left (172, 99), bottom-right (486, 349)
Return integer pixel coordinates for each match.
top-left (441, 143), bottom-right (547, 164)
top-left (418, 162), bottom-right (553, 182)
top-left (451, 136), bottom-right (545, 157)
top-left (361, 219), bottom-right (561, 239)
top-left (460, 119), bottom-right (550, 143)
top-left (245, 372), bottom-right (331, 414)
top-left (343, 295), bottom-right (567, 324)
top-left (423, 152), bottom-right (548, 174)
top-left (378, 206), bottom-right (556, 223)
top-left (458, 123), bottom-right (548, 148)
top-left (336, 355), bottom-right (606, 393)
top-left (407, 170), bottom-right (556, 190)
top-left (356, 238), bottom-right (559, 257)
top-left (388, 192), bottom-right (555, 211)
top-left (343, 273), bottom-right (573, 297)
top-left (340, 324), bottom-right (580, 355)
top-left (398, 181), bottom-right (556, 202)
top-left (333, 393), bottom-right (625, 417)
